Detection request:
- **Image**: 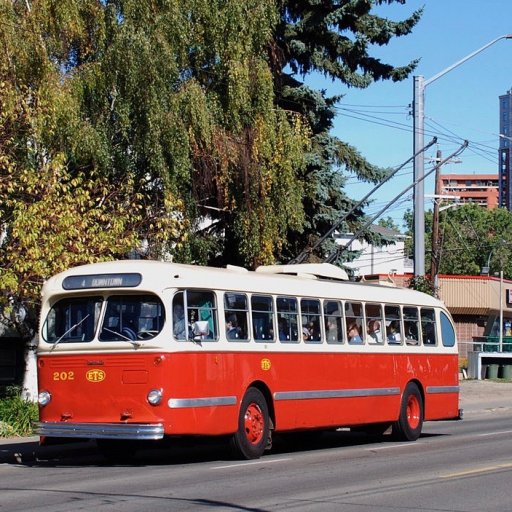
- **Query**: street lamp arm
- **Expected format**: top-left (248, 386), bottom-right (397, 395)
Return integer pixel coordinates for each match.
top-left (425, 34), bottom-right (512, 87)
top-left (413, 33), bottom-right (512, 276)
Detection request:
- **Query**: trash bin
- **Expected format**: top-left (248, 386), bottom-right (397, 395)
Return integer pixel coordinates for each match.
top-left (487, 364), bottom-right (499, 379)
top-left (499, 364), bottom-right (512, 380)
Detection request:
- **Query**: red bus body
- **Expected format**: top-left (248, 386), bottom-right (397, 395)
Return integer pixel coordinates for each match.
top-left (36, 261), bottom-right (460, 458)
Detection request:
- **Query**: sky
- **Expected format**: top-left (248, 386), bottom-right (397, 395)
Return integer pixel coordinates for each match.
top-left (309, 0), bottom-right (512, 230)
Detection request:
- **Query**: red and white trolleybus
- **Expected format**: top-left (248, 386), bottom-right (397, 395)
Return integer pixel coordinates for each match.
top-left (36, 260), bottom-right (460, 459)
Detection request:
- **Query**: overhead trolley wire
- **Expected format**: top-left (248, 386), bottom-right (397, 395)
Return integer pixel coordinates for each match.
top-left (288, 137), bottom-right (439, 264)
top-left (325, 140), bottom-right (469, 264)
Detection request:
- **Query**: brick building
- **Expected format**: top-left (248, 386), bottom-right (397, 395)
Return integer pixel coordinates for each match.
top-left (437, 173), bottom-right (499, 209)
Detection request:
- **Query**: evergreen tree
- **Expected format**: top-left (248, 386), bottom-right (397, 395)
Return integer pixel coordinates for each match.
top-left (270, 0), bottom-right (422, 262)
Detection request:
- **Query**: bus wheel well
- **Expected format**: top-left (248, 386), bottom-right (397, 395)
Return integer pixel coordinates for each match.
top-left (246, 381), bottom-right (275, 431)
top-left (409, 378), bottom-right (425, 408)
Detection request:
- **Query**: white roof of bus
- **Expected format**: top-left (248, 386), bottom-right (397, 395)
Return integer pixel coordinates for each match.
top-left (42, 260), bottom-right (444, 308)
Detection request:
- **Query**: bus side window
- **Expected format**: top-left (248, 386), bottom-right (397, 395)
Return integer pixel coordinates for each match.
top-left (384, 305), bottom-right (403, 345)
top-left (324, 301), bottom-right (344, 344)
top-left (276, 297), bottom-right (299, 343)
top-left (224, 293), bottom-right (249, 341)
top-left (345, 302), bottom-right (364, 344)
top-left (440, 311), bottom-right (456, 347)
top-left (186, 290), bottom-right (218, 341)
top-left (301, 298), bottom-right (321, 343)
top-left (365, 303), bottom-right (384, 344)
top-left (421, 308), bottom-right (437, 345)
top-left (251, 295), bottom-right (275, 342)
top-left (403, 306), bottom-right (420, 346)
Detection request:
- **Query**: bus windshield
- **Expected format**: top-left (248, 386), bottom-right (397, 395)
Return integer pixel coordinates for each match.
top-left (43, 297), bottom-right (103, 343)
top-left (42, 294), bottom-right (165, 344)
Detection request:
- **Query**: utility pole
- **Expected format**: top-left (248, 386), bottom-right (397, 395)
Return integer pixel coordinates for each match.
top-left (412, 34), bottom-right (512, 276)
top-left (430, 149), bottom-right (442, 287)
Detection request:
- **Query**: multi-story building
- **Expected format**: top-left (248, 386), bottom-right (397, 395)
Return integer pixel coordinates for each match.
top-left (499, 89), bottom-right (512, 209)
top-left (437, 173), bottom-right (499, 209)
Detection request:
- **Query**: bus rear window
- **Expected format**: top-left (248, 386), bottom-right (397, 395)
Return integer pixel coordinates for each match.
top-left (440, 312), bottom-right (456, 347)
top-left (43, 297), bottom-right (103, 343)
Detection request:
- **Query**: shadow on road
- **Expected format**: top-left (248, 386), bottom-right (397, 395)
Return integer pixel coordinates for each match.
top-left (0, 428), bottom-right (447, 468)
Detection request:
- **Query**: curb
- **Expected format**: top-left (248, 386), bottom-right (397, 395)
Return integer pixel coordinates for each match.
top-left (0, 438), bottom-right (96, 464)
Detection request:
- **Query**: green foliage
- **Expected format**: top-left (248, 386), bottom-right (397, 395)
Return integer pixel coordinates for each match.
top-left (0, 0), bottom-right (424, 337)
top-left (402, 208), bottom-right (433, 264)
top-left (0, 387), bottom-right (38, 438)
top-left (0, 0), bottom-right (309, 334)
top-left (278, 1), bottom-right (421, 86)
top-left (378, 216), bottom-right (401, 232)
top-left (272, 1), bottom-right (421, 262)
top-left (437, 204), bottom-right (512, 279)
top-left (407, 275), bottom-right (436, 296)
top-left (402, 204), bottom-right (512, 280)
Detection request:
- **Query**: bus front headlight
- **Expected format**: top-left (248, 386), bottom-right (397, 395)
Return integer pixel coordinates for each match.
top-left (38, 390), bottom-right (51, 406)
top-left (147, 389), bottom-right (163, 406)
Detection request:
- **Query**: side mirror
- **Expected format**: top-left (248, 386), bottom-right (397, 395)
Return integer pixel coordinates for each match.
top-left (192, 321), bottom-right (209, 337)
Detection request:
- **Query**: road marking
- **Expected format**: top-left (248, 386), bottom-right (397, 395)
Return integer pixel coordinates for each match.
top-left (364, 442), bottom-right (420, 451)
top-left (211, 458), bottom-right (291, 470)
top-left (475, 429), bottom-right (512, 437)
top-left (441, 462), bottom-right (512, 479)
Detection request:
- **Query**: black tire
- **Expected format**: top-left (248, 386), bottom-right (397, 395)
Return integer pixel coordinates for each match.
top-left (392, 382), bottom-right (424, 441)
top-left (230, 387), bottom-right (270, 460)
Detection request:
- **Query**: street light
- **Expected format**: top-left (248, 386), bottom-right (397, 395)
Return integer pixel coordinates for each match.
top-left (412, 34), bottom-right (512, 276)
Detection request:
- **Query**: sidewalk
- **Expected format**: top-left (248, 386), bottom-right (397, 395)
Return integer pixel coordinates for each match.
top-left (459, 378), bottom-right (512, 414)
top-left (1, 379), bottom-right (511, 464)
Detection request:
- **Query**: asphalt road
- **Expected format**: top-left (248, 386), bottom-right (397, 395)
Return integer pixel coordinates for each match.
top-left (1, 380), bottom-right (511, 511)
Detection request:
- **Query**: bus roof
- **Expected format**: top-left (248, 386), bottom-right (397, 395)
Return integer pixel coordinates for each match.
top-left (42, 260), bottom-right (444, 309)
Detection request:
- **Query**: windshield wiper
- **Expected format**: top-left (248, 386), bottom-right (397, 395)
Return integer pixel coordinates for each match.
top-left (50, 314), bottom-right (91, 352)
top-left (102, 327), bottom-right (141, 348)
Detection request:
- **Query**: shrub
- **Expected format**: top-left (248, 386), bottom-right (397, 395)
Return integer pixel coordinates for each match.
top-left (0, 386), bottom-right (38, 437)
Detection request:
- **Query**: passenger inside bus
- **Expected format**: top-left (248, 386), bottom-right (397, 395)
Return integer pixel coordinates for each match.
top-left (347, 323), bottom-right (362, 344)
top-left (308, 321), bottom-right (321, 341)
top-left (405, 322), bottom-right (419, 345)
top-left (367, 320), bottom-right (382, 343)
top-left (326, 316), bottom-right (338, 343)
top-left (226, 314), bottom-right (240, 340)
top-left (387, 321), bottom-right (402, 343)
top-left (278, 318), bottom-right (289, 341)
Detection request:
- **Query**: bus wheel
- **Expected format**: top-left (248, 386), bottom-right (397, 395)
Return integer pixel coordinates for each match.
top-left (392, 382), bottom-right (423, 441)
top-left (231, 387), bottom-right (270, 460)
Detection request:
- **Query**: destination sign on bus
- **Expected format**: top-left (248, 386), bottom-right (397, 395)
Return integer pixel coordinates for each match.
top-left (62, 273), bottom-right (142, 290)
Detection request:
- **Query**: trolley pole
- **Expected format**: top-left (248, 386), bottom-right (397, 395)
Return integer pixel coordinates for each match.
top-left (430, 149), bottom-right (442, 286)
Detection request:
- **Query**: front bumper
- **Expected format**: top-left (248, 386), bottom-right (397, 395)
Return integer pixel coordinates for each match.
top-left (36, 422), bottom-right (164, 440)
